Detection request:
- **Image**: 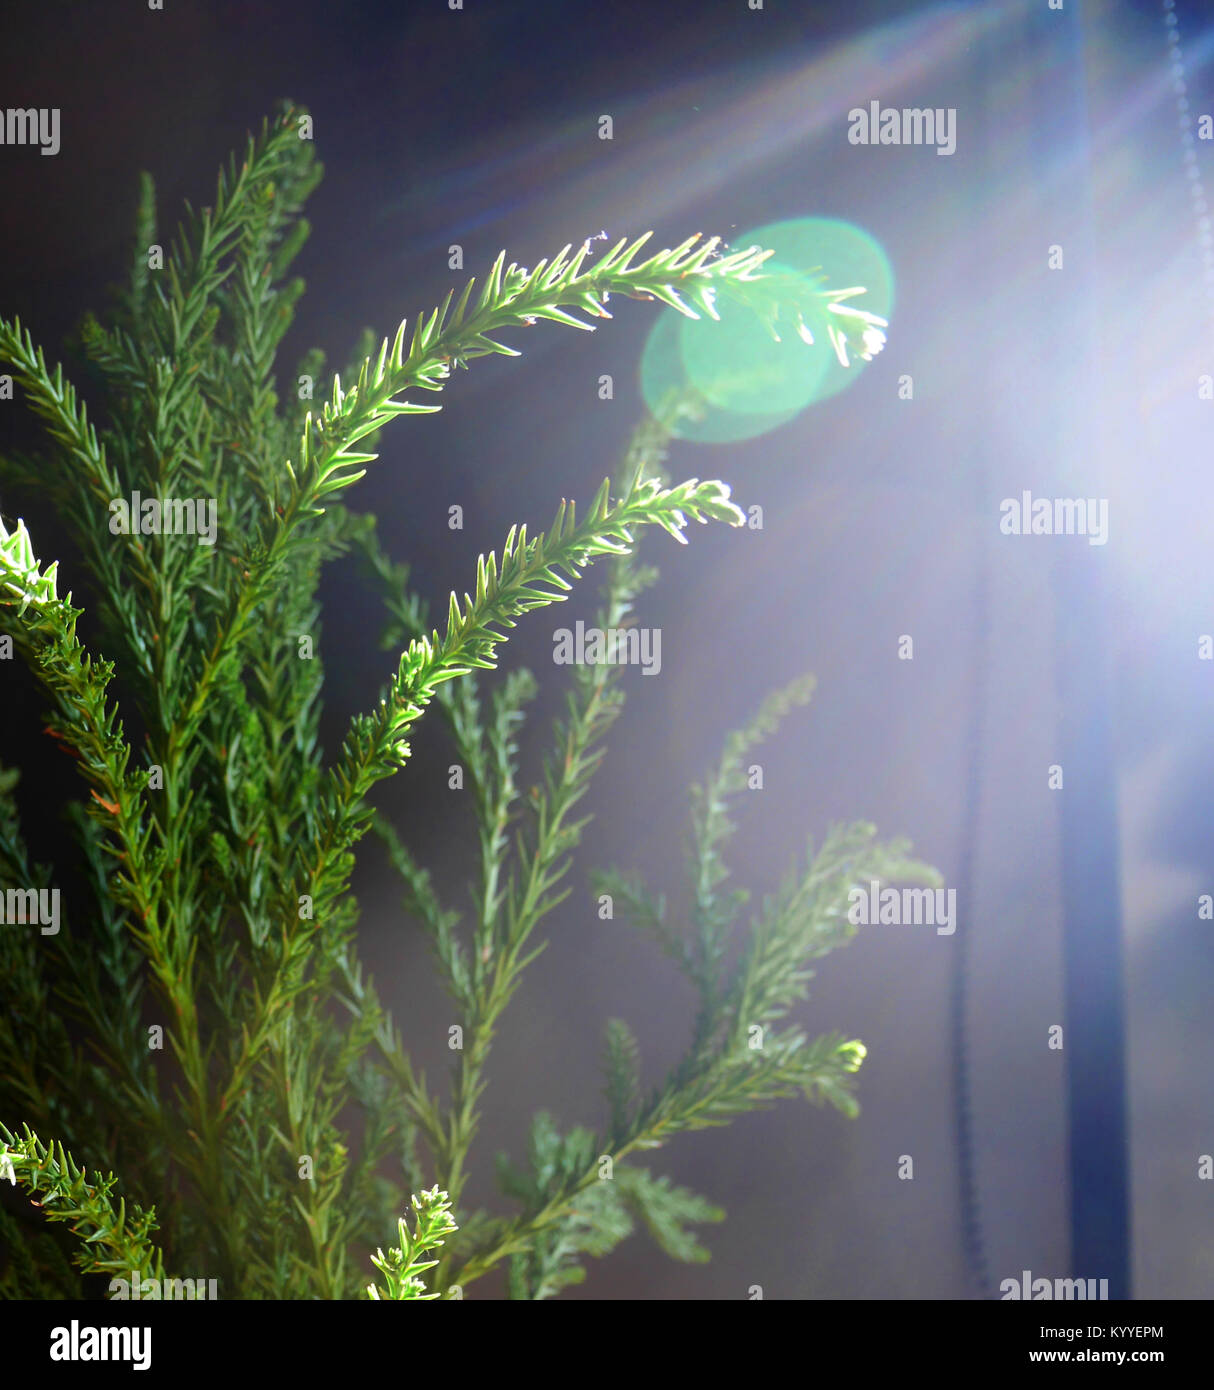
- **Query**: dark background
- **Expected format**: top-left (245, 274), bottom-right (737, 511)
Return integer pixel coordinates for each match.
top-left (0, 0), bottom-right (1210, 1299)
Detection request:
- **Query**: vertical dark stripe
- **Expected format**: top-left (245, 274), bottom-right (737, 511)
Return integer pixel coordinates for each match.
top-left (1043, 7), bottom-right (1132, 1300)
top-left (952, 7), bottom-right (996, 1302)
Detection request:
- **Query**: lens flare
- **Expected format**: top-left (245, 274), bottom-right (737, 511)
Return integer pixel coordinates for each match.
top-left (640, 216), bottom-right (894, 443)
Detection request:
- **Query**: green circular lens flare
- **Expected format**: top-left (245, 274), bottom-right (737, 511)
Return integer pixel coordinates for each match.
top-left (638, 217), bottom-right (894, 444)
top-left (639, 309), bottom-right (802, 444)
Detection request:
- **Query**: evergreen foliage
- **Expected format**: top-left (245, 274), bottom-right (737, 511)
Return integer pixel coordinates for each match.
top-left (0, 102), bottom-right (935, 1299)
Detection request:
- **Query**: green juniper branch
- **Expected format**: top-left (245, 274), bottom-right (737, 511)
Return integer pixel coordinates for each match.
top-left (0, 1124), bottom-right (167, 1285)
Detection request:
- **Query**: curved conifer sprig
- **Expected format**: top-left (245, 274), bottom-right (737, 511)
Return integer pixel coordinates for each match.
top-left (321, 475), bottom-right (742, 860)
top-left (0, 1124), bottom-right (166, 1284)
top-left (273, 215), bottom-right (882, 543)
top-left (374, 473), bottom-right (743, 744)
